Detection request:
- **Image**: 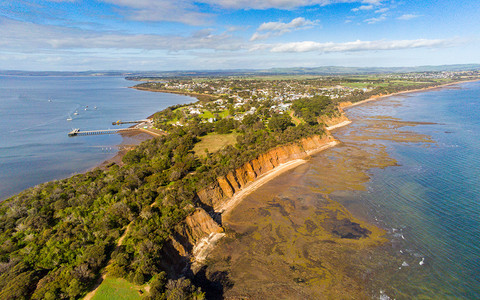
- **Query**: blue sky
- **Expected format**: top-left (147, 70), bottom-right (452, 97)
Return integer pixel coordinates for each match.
top-left (0, 0), bottom-right (479, 71)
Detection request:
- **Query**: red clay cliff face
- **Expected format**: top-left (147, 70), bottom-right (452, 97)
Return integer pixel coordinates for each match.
top-left (170, 207), bottom-right (224, 258)
top-left (321, 114), bottom-right (350, 127)
top-left (167, 131), bottom-right (338, 267)
top-left (163, 127), bottom-right (343, 276)
top-left (184, 207), bottom-right (224, 241)
top-left (197, 134), bottom-right (335, 211)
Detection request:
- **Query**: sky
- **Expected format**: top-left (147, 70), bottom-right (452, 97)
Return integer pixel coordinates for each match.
top-left (0, 0), bottom-right (479, 71)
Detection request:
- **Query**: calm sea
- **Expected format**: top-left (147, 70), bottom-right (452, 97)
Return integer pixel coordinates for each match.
top-left (0, 76), bottom-right (193, 200)
top-left (332, 81), bottom-right (480, 298)
top-left (198, 81), bottom-right (480, 299)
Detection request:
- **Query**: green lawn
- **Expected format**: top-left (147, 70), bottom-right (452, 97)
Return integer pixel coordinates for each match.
top-left (199, 110), bottom-right (214, 119)
top-left (193, 132), bottom-right (238, 157)
top-left (92, 277), bottom-right (144, 300)
top-left (199, 109), bottom-right (230, 120)
top-left (341, 82), bottom-right (373, 88)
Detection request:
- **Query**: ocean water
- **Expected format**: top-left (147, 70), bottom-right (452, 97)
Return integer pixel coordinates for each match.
top-left (203, 81), bottom-right (480, 299)
top-left (331, 81), bottom-right (480, 298)
top-left (0, 76), bottom-right (193, 200)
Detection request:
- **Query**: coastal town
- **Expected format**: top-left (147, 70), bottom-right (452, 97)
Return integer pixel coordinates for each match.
top-left (4, 0), bottom-right (480, 298)
top-left (2, 69), bottom-right (480, 299)
top-left (132, 70), bottom-right (480, 129)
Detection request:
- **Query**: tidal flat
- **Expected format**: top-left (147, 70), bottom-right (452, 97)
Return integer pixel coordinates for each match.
top-left (202, 97), bottom-right (437, 299)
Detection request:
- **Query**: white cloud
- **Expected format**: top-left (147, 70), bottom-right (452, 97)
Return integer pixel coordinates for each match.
top-left (253, 38), bottom-right (456, 53)
top-left (257, 17), bottom-right (316, 31)
top-left (364, 14), bottom-right (387, 24)
top-left (201, 0), bottom-right (383, 10)
top-left (98, 0), bottom-right (384, 24)
top-left (361, 0), bottom-right (382, 4)
top-left (250, 32), bottom-right (273, 41)
top-left (352, 5), bottom-right (374, 11)
top-left (375, 7), bottom-right (389, 13)
top-left (250, 17), bottom-right (318, 41)
top-left (102, 0), bottom-right (212, 25)
top-left (0, 17), bottom-right (242, 52)
top-left (226, 25), bottom-right (249, 32)
top-left (397, 14), bottom-right (421, 20)
top-left (351, 0), bottom-right (383, 12)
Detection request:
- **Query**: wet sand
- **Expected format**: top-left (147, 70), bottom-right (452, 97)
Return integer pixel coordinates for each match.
top-left (218, 141), bottom-right (340, 216)
top-left (202, 97), bottom-right (436, 299)
top-left (93, 130), bottom-right (154, 171)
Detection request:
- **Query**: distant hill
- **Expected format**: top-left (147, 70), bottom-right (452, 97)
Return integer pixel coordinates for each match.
top-left (263, 64), bottom-right (480, 74)
top-left (1, 64), bottom-right (479, 78)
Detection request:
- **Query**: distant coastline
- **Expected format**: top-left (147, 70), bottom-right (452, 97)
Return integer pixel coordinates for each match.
top-left (86, 77), bottom-right (480, 299)
top-left (112, 78), bottom-right (480, 175)
top-left (341, 79), bottom-right (480, 109)
top-left (131, 86), bottom-right (218, 102)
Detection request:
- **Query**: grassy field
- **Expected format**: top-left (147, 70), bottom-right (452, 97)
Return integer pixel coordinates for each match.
top-left (92, 277), bottom-right (144, 300)
top-left (193, 132), bottom-right (238, 157)
top-left (199, 110), bottom-right (214, 119)
top-left (199, 109), bottom-right (230, 120)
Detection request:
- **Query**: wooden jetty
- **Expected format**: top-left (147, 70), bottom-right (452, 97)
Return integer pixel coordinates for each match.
top-left (68, 128), bottom-right (137, 137)
top-left (112, 119), bottom-right (150, 125)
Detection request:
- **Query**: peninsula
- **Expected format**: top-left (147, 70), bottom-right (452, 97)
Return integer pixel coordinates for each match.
top-left (0, 69), bottom-right (479, 299)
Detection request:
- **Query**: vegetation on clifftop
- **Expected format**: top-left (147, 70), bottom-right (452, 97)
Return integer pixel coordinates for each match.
top-left (4, 72), bottom-right (478, 298)
top-left (0, 89), bottom-right (331, 299)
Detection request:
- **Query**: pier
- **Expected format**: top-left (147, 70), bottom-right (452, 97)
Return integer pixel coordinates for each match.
top-left (68, 128), bottom-right (138, 137)
top-left (112, 119), bottom-right (150, 125)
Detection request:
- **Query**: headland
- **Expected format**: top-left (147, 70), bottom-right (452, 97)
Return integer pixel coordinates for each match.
top-left (1, 71), bottom-right (480, 300)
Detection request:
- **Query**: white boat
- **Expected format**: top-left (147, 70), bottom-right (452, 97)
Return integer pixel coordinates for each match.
top-left (73, 112), bottom-right (78, 115)
top-left (67, 115), bottom-right (73, 121)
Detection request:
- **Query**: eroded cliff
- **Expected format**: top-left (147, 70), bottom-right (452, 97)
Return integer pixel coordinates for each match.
top-left (196, 134), bottom-right (336, 211)
top-left (167, 126), bottom-right (344, 278)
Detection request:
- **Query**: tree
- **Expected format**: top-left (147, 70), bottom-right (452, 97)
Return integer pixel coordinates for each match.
top-left (292, 95), bottom-right (333, 124)
top-left (214, 118), bottom-right (235, 134)
top-left (268, 113), bottom-right (293, 132)
top-left (164, 278), bottom-right (205, 300)
top-left (242, 113), bottom-right (258, 126)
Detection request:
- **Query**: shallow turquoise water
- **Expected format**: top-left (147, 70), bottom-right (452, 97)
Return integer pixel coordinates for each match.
top-left (333, 82), bottom-right (480, 298)
top-left (0, 76), bottom-right (193, 200)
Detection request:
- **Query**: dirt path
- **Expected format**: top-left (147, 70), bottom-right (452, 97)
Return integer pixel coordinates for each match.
top-left (139, 128), bottom-right (165, 137)
top-left (83, 223), bottom-right (132, 300)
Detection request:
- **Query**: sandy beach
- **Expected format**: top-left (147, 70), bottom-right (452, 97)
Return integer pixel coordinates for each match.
top-left (96, 79), bottom-right (480, 179)
top-left (343, 79), bottom-right (480, 109)
top-left (217, 142), bottom-right (342, 215)
top-left (92, 130), bottom-right (154, 171)
top-left (201, 80), bottom-right (480, 299)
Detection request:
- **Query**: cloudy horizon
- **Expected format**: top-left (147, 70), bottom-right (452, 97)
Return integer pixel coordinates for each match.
top-left (0, 0), bottom-right (479, 71)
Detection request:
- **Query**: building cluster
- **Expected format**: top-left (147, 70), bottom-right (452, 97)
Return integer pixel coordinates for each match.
top-left (157, 79), bottom-right (371, 124)
top-left (385, 70), bottom-right (480, 80)
top-left (149, 70), bottom-right (479, 126)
